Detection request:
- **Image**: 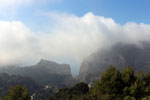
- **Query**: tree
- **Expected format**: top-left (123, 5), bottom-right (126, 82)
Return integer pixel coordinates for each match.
top-left (50, 82), bottom-right (89, 100)
top-left (130, 71), bottom-right (145, 100)
top-left (6, 85), bottom-right (30, 100)
top-left (93, 65), bottom-right (122, 100)
top-left (121, 66), bottom-right (135, 96)
top-left (71, 82), bottom-right (89, 95)
top-left (123, 96), bottom-right (135, 100)
top-left (143, 72), bottom-right (150, 100)
top-left (121, 66), bottom-right (135, 86)
top-left (50, 66), bottom-right (150, 100)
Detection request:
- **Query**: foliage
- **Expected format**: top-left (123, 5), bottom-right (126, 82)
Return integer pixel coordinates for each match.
top-left (50, 82), bottom-right (89, 100)
top-left (4, 85), bottom-right (30, 100)
top-left (1, 66), bottom-right (150, 100)
top-left (0, 73), bottom-right (40, 97)
top-left (50, 66), bottom-right (150, 100)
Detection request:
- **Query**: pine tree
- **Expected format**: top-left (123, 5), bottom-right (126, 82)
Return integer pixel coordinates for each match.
top-left (6, 85), bottom-right (30, 100)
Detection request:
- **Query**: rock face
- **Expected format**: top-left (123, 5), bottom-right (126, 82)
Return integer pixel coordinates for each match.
top-left (34, 59), bottom-right (72, 75)
top-left (79, 42), bottom-right (150, 82)
top-left (0, 59), bottom-right (74, 87)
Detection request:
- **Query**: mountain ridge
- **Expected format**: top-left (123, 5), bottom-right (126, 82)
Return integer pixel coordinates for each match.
top-left (79, 42), bottom-right (150, 82)
top-left (0, 59), bottom-right (75, 87)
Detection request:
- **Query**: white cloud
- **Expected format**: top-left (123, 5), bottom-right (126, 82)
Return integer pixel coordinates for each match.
top-left (0, 12), bottom-right (150, 69)
top-left (0, 21), bottom-right (38, 65)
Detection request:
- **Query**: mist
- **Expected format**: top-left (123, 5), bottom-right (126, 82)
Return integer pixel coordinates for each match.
top-left (1, 12), bottom-right (150, 74)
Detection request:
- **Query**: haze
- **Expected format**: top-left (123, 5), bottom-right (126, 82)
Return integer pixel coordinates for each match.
top-left (0, 0), bottom-right (150, 75)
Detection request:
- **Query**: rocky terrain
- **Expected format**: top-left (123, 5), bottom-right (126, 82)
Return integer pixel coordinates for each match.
top-left (79, 42), bottom-right (150, 82)
top-left (0, 59), bottom-right (75, 87)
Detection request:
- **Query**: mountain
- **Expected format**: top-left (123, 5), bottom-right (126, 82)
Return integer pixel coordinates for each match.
top-left (79, 42), bottom-right (150, 82)
top-left (0, 73), bottom-right (40, 97)
top-left (0, 59), bottom-right (75, 87)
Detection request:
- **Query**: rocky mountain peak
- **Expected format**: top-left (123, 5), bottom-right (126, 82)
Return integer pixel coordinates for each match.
top-left (79, 42), bottom-right (150, 83)
top-left (38, 59), bottom-right (57, 66)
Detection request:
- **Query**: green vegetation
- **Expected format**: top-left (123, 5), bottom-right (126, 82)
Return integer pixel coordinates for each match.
top-left (50, 82), bottom-right (89, 100)
top-left (0, 85), bottom-right (30, 100)
top-left (0, 73), bottom-right (40, 97)
top-left (1, 65), bottom-right (150, 100)
top-left (6, 85), bottom-right (30, 100)
top-left (50, 66), bottom-right (150, 100)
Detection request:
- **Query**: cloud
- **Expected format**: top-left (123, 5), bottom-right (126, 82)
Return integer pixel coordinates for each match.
top-left (0, 21), bottom-right (38, 65)
top-left (0, 12), bottom-right (150, 69)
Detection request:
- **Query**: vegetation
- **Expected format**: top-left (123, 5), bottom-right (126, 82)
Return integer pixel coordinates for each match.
top-left (1, 65), bottom-right (150, 100)
top-left (50, 82), bottom-right (89, 100)
top-left (0, 73), bottom-right (40, 97)
top-left (0, 85), bottom-right (30, 100)
top-left (50, 66), bottom-right (150, 100)
top-left (0, 73), bottom-right (58, 100)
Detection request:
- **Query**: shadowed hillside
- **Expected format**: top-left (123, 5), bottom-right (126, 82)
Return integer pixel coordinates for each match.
top-left (79, 42), bottom-right (150, 82)
top-left (0, 59), bottom-right (75, 87)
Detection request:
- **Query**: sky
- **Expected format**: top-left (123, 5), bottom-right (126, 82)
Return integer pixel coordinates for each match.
top-left (0, 0), bottom-right (150, 75)
top-left (2, 0), bottom-right (150, 25)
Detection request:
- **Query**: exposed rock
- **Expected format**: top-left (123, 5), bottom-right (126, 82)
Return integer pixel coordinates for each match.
top-left (79, 42), bottom-right (150, 82)
top-left (33, 59), bottom-right (72, 75)
top-left (0, 59), bottom-right (74, 87)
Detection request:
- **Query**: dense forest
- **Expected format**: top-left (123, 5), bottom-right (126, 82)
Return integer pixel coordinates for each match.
top-left (50, 66), bottom-right (150, 100)
top-left (1, 66), bottom-right (150, 100)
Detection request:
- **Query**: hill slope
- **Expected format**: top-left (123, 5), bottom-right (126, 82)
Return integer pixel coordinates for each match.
top-left (0, 73), bottom-right (40, 97)
top-left (0, 59), bottom-right (74, 87)
top-left (79, 42), bottom-right (150, 82)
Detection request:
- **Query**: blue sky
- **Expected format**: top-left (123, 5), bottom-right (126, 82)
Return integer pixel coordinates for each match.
top-left (1, 0), bottom-right (150, 30)
top-left (2, 0), bottom-right (150, 24)
top-left (0, 0), bottom-right (150, 75)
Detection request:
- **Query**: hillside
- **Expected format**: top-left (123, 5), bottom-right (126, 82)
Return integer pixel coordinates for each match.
top-left (0, 59), bottom-right (75, 87)
top-left (79, 42), bottom-right (150, 82)
top-left (50, 66), bottom-right (150, 100)
top-left (0, 73), bottom-right (40, 97)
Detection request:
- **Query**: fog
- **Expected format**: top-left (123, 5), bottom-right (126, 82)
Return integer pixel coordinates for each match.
top-left (0, 12), bottom-right (150, 74)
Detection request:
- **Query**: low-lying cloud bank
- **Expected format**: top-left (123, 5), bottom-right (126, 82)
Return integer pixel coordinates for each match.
top-left (0, 12), bottom-right (150, 69)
